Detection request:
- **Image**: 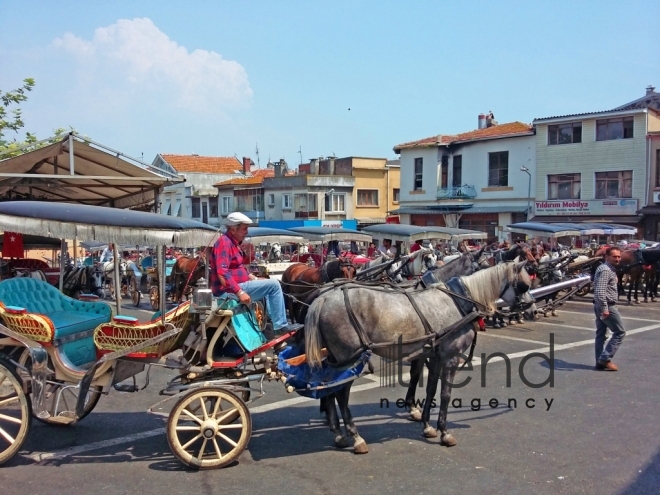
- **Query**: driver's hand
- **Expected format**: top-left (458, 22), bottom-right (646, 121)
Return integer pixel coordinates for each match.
top-left (238, 291), bottom-right (251, 305)
top-left (248, 273), bottom-right (257, 281)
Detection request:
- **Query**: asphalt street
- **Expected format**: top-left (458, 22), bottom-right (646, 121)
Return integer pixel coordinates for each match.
top-left (1, 295), bottom-right (659, 495)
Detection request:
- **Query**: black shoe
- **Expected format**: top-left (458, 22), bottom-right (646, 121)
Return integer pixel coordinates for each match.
top-left (274, 323), bottom-right (304, 334)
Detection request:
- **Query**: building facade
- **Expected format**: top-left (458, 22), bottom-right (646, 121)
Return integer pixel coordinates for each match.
top-left (153, 154), bottom-right (250, 227)
top-left (533, 86), bottom-right (660, 237)
top-left (392, 117), bottom-right (534, 242)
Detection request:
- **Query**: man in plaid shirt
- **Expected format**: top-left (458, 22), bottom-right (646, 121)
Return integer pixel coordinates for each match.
top-left (593, 247), bottom-right (625, 371)
top-left (210, 212), bottom-right (302, 334)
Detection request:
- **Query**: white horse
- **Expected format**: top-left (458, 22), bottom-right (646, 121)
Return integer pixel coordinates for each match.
top-left (101, 260), bottom-right (128, 298)
top-left (13, 269), bottom-right (47, 282)
top-left (267, 243), bottom-right (282, 262)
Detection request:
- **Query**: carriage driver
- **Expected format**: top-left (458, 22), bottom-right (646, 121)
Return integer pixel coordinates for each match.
top-left (209, 212), bottom-right (303, 334)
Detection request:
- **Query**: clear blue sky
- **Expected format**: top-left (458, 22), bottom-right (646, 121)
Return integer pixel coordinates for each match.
top-left (1, 1), bottom-right (658, 167)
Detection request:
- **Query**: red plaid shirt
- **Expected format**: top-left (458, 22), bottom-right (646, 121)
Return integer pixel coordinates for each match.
top-left (209, 232), bottom-right (250, 296)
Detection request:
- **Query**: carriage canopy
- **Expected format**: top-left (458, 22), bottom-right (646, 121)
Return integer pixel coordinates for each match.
top-left (507, 221), bottom-right (637, 238)
top-left (362, 224), bottom-right (452, 243)
top-left (285, 226), bottom-right (372, 243)
top-left (0, 201), bottom-right (218, 247)
top-left (244, 227), bottom-right (307, 245)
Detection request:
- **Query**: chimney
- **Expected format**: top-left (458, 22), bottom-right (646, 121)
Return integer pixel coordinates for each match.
top-left (274, 160), bottom-right (282, 178)
top-left (310, 158), bottom-right (318, 174)
top-left (646, 85), bottom-right (656, 95)
top-left (329, 157), bottom-right (336, 175)
top-left (486, 111), bottom-right (497, 128)
top-left (242, 157), bottom-right (251, 175)
top-left (478, 113), bottom-right (487, 129)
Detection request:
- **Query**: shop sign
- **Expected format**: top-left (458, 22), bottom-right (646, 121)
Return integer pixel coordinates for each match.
top-left (534, 199), bottom-right (638, 216)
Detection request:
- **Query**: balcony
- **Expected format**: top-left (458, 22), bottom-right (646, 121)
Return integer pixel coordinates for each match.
top-left (437, 185), bottom-right (477, 200)
top-left (294, 210), bottom-right (319, 219)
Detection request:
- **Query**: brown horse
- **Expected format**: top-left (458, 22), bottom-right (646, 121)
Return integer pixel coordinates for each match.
top-left (281, 257), bottom-right (356, 324)
top-left (593, 246), bottom-right (660, 304)
top-left (171, 255), bottom-right (206, 302)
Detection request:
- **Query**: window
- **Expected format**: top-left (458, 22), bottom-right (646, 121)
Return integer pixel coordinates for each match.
top-left (656, 150), bottom-right (660, 187)
top-left (357, 189), bottom-right (378, 206)
top-left (221, 196), bottom-right (232, 215)
top-left (252, 195), bottom-right (263, 211)
top-left (191, 198), bottom-right (200, 218)
top-left (595, 171), bottom-right (632, 199)
top-left (596, 117), bottom-right (634, 141)
top-left (452, 155), bottom-right (462, 187)
top-left (414, 157), bottom-right (423, 190)
top-left (210, 204), bottom-right (218, 218)
top-left (166, 203), bottom-right (172, 216)
top-left (393, 188), bottom-right (400, 203)
top-left (548, 174), bottom-right (581, 199)
top-left (440, 155), bottom-right (448, 189)
top-left (488, 151), bottom-right (509, 187)
top-left (282, 194), bottom-right (292, 209)
top-left (548, 122), bottom-right (582, 145)
top-left (268, 193), bottom-right (275, 206)
top-left (325, 193), bottom-right (345, 212)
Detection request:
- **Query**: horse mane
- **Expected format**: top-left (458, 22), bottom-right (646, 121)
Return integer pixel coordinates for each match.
top-left (459, 262), bottom-right (518, 313)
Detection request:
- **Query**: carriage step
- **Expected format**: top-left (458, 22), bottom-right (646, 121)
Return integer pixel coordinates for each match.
top-left (114, 383), bottom-right (139, 393)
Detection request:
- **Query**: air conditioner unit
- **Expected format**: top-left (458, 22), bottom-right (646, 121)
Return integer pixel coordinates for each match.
top-left (654, 191), bottom-right (660, 204)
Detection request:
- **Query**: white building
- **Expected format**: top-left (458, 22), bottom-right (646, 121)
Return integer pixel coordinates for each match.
top-left (392, 117), bottom-right (535, 242)
top-left (152, 154), bottom-right (252, 226)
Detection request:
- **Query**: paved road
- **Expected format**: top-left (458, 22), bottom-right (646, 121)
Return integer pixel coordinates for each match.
top-left (2, 296), bottom-right (659, 494)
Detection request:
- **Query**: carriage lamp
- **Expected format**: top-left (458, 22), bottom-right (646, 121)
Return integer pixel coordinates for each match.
top-left (192, 277), bottom-right (213, 312)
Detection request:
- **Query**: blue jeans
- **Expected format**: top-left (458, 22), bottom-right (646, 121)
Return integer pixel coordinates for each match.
top-left (239, 279), bottom-right (288, 330)
top-left (594, 306), bottom-right (626, 362)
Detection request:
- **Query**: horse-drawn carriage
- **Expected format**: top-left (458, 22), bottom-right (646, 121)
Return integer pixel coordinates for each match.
top-left (241, 227), bottom-right (307, 281)
top-left (0, 201), bottom-right (306, 469)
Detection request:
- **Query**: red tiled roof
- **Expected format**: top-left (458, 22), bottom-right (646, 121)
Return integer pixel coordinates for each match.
top-left (214, 168), bottom-right (293, 187)
top-left (394, 122), bottom-right (533, 152)
top-left (160, 154), bottom-right (242, 174)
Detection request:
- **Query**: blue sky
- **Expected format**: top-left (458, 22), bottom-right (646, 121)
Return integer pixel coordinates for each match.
top-left (1, 1), bottom-right (658, 167)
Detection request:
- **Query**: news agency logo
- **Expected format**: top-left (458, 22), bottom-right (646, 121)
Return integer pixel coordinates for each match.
top-left (379, 333), bottom-right (555, 390)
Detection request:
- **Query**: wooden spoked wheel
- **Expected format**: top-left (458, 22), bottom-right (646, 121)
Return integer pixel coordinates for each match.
top-left (167, 387), bottom-right (251, 470)
top-left (0, 357), bottom-right (31, 466)
top-left (130, 277), bottom-right (141, 307)
top-left (576, 282), bottom-right (591, 297)
top-left (253, 300), bottom-right (268, 331)
top-left (17, 350), bottom-right (102, 425)
top-left (149, 286), bottom-right (160, 311)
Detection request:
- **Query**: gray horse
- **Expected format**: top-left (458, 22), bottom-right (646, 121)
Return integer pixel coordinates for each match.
top-left (304, 261), bottom-right (532, 453)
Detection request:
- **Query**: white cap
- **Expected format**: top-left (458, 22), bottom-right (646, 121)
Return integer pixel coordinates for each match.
top-left (226, 212), bottom-right (253, 226)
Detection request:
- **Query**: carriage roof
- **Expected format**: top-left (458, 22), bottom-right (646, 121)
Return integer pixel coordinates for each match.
top-left (362, 224), bottom-right (486, 242)
top-left (0, 201), bottom-right (218, 248)
top-left (244, 227), bottom-right (307, 245)
top-left (507, 221), bottom-right (637, 238)
top-left (285, 227), bottom-right (372, 243)
top-left (0, 233), bottom-right (63, 250)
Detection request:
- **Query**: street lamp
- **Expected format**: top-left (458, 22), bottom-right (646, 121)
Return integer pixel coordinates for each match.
top-left (520, 166), bottom-right (531, 221)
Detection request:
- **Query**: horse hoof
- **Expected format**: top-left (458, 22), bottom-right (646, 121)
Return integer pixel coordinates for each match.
top-left (501, 321), bottom-right (508, 327)
top-left (635, 300), bottom-right (641, 305)
top-left (643, 299), bottom-right (648, 303)
top-left (544, 312), bottom-right (549, 317)
top-left (334, 436), bottom-right (349, 448)
top-left (551, 311), bottom-right (558, 317)
top-left (493, 324), bottom-right (500, 329)
top-left (353, 438), bottom-right (369, 454)
top-left (440, 433), bottom-right (457, 447)
top-left (409, 409), bottom-right (422, 422)
top-left (508, 320), bottom-right (516, 325)
top-left (423, 426), bottom-right (438, 438)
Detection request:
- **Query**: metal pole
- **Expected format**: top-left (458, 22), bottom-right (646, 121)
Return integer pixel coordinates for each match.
top-left (68, 133), bottom-right (75, 175)
top-left (73, 237), bottom-right (77, 268)
top-left (527, 173), bottom-right (531, 221)
top-left (113, 243), bottom-right (121, 315)
top-left (159, 245), bottom-right (166, 324)
top-left (59, 239), bottom-right (66, 291)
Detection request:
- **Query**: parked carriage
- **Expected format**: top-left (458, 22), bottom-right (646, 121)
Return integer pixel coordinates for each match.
top-left (0, 201), bottom-right (305, 469)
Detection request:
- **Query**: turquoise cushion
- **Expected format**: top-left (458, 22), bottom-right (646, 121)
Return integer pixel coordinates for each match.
top-left (48, 311), bottom-right (108, 337)
top-left (215, 297), bottom-right (266, 352)
top-left (141, 256), bottom-right (154, 269)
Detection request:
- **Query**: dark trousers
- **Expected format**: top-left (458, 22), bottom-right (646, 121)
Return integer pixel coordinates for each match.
top-left (594, 306), bottom-right (626, 363)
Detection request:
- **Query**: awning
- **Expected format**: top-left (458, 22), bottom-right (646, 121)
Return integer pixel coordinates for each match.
top-left (506, 222), bottom-right (582, 238)
top-left (0, 201), bottom-right (218, 247)
top-left (287, 227), bottom-right (372, 243)
top-left (0, 133), bottom-right (181, 209)
top-left (245, 227), bottom-right (306, 245)
top-left (390, 205), bottom-right (527, 215)
top-left (0, 234), bottom-right (63, 249)
top-left (355, 217), bottom-right (386, 224)
top-left (362, 224), bottom-right (451, 243)
top-left (531, 215), bottom-right (641, 224)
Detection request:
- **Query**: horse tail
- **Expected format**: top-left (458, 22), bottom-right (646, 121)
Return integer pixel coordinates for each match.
top-left (305, 296), bottom-right (326, 369)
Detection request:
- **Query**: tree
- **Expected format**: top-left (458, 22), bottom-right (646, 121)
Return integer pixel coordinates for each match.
top-left (0, 78), bottom-right (71, 158)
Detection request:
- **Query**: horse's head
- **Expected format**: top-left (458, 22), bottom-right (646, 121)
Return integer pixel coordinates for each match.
top-left (337, 257), bottom-right (356, 280)
top-left (499, 261), bottom-right (534, 311)
top-left (519, 244), bottom-right (538, 266)
top-left (422, 250), bottom-right (438, 272)
top-left (88, 266), bottom-right (105, 297)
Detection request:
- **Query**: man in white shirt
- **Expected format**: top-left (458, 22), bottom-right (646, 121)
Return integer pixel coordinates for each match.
top-left (379, 239), bottom-right (396, 257)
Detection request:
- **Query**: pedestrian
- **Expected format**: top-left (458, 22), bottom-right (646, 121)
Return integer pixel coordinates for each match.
top-left (209, 212), bottom-right (302, 334)
top-left (593, 247), bottom-right (625, 371)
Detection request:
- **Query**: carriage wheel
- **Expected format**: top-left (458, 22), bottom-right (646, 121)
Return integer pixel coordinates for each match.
top-left (576, 282), bottom-right (591, 297)
top-left (17, 350), bottom-right (102, 425)
top-left (149, 286), bottom-right (160, 311)
top-left (167, 387), bottom-right (251, 470)
top-left (253, 300), bottom-right (268, 331)
top-left (131, 277), bottom-right (141, 307)
top-left (0, 357), bottom-right (32, 466)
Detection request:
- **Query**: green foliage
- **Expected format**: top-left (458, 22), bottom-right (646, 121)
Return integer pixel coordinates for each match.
top-left (0, 78), bottom-right (79, 158)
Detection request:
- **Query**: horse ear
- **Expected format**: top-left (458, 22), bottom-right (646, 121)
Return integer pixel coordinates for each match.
top-left (516, 260), bottom-right (526, 272)
top-left (513, 255), bottom-right (521, 263)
